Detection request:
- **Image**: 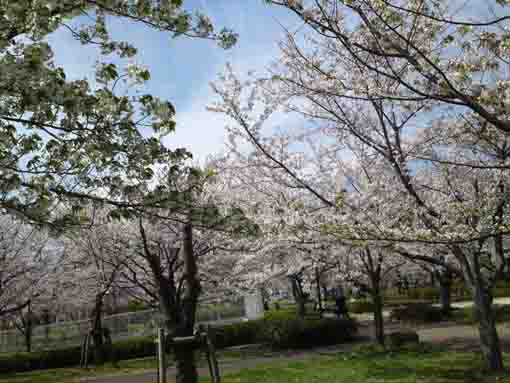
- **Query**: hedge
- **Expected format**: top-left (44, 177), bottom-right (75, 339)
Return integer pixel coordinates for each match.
top-left (348, 299), bottom-right (373, 314)
top-left (390, 303), bottom-right (444, 323)
top-left (261, 317), bottom-right (357, 349)
top-left (0, 336), bottom-right (158, 374)
top-left (0, 316), bottom-right (358, 374)
top-left (213, 316), bottom-right (357, 350)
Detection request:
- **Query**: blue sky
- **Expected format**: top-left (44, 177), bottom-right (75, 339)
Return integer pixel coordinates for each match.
top-left (48, 1), bottom-right (299, 161)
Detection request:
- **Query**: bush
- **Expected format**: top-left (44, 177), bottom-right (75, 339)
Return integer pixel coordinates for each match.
top-left (418, 287), bottom-right (440, 301)
top-left (213, 316), bottom-right (357, 350)
top-left (493, 284), bottom-right (510, 298)
top-left (113, 336), bottom-right (157, 361)
top-left (262, 318), bottom-right (357, 350)
top-left (0, 336), bottom-right (158, 374)
top-left (390, 303), bottom-right (444, 323)
top-left (383, 298), bottom-right (430, 308)
top-left (405, 287), bottom-right (440, 301)
top-left (384, 331), bottom-right (420, 349)
top-left (212, 320), bottom-right (264, 349)
top-left (264, 308), bottom-right (298, 321)
top-left (455, 305), bottom-right (510, 324)
top-left (348, 299), bottom-right (373, 314)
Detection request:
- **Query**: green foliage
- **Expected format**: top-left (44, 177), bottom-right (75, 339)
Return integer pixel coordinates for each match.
top-left (0, 336), bottom-right (157, 374)
top-left (384, 331), bottom-right (420, 349)
top-left (493, 281), bottom-right (510, 298)
top-left (406, 287), bottom-right (440, 301)
top-left (212, 320), bottom-right (265, 349)
top-left (383, 298), bottom-right (431, 308)
top-left (261, 318), bottom-right (357, 350)
top-left (0, 0), bottom-right (237, 226)
top-left (125, 300), bottom-right (149, 312)
top-left (112, 337), bottom-right (157, 362)
top-left (213, 316), bottom-right (357, 350)
top-left (390, 303), bottom-right (444, 323)
top-left (454, 305), bottom-right (510, 325)
top-left (348, 299), bottom-right (373, 314)
top-left (264, 308), bottom-right (300, 321)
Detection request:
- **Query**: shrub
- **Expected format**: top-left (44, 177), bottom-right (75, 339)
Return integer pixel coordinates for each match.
top-left (0, 336), bottom-right (158, 374)
top-left (390, 303), bottom-right (444, 323)
top-left (456, 305), bottom-right (510, 324)
top-left (212, 316), bottom-right (357, 350)
top-left (384, 331), bottom-right (419, 349)
top-left (405, 287), bottom-right (440, 301)
top-left (264, 308), bottom-right (297, 321)
top-left (348, 299), bottom-right (373, 314)
top-left (113, 336), bottom-right (157, 361)
top-left (0, 346), bottom-right (82, 374)
top-left (493, 286), bottom-right (510, 298)
top-left (212, 320), bottom-right (264, 349)
top-left (418, 287), bottom-right (440, 301)
top-left (383, 298), bottom-right (429, 308)
top-left (261, 317), bottom-right (357, 350)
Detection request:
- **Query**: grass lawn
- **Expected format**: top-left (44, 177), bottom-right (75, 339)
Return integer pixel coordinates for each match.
top-left (0, 356), bottom-right (158, 383)
top-left (206, 346), bottom-right (510, 383)
top-left (3, 345), bottom-right (510, 383)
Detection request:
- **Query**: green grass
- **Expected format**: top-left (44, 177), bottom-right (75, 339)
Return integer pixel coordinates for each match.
top-left (5, 345), bottom-right (510, 383)
top-left (200, 346), bottom-right (510, 383)
top-left (0, 356), bottom-right (159, 383)
top-left (0, 346), bottom-right (272, 383)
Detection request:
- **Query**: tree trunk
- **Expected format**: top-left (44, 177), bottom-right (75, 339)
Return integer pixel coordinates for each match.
top-left (174, 348), bottom-right (198, 383)
top-left (174, 222), bottom-right (200, 383)
top-left (453, 245), bottom-right (504, 371)
top-left (24, 325), bottom-right (32, 353)
top-left (472, 286), bottom-right (503, 370)
top-left (371, 288), bottom-right (385, 346)
top-left (24, 301), bottom-right (32, 353)
top-left (91, 294), bottom-right (106, 364)
top-left (289, 276), bottom-right (306, 318)
top-left (439, 277), bottom-right (451, 314)
top-left (315, 268), bottom-right (322, 316)
top-left (322, 285), bottom-right (328, 301)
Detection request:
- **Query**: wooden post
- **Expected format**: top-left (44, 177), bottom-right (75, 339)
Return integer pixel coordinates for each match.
top-left (157, 328), bottom-right (166, 383)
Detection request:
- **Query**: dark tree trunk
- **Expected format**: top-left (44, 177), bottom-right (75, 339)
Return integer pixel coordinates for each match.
top-left (139, 219), bottom-right (201, 383)
top-left (289, 276), bottom-right (306, 318)
top-left (173, 222), bottom-right (200, 383)
top-left (91, 294), bottom-right (106, 364)
top-left (452, 244), bottom-right (504, 371)
top-left (322, 285), bottom-right (328, 301)
top-left (473, 286), bottom-right (503, 370)
top-left (175, 348), bottom-right (198, 383)
top-left (24, 301), bottom-right (32, 353)
top-left (438, 274), bottom-right (452, 314)
top-left (315, 268), bottom-right (323, 316)
top-left (372, 292), bottom-right (385, 346)
top-left (24, 326), bottom-right (32, 353)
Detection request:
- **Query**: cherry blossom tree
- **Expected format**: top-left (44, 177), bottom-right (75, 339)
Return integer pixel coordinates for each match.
top-left (210, 2), bottom-right (510, 365)
top-left (0, 215), bottom-right (62, 351)
top-left (58, 209), bottom-right (132, 363)
top-left (112, 166), bottom-right (259, 383)
top-left (0, 216), bottom-right (56, 318)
